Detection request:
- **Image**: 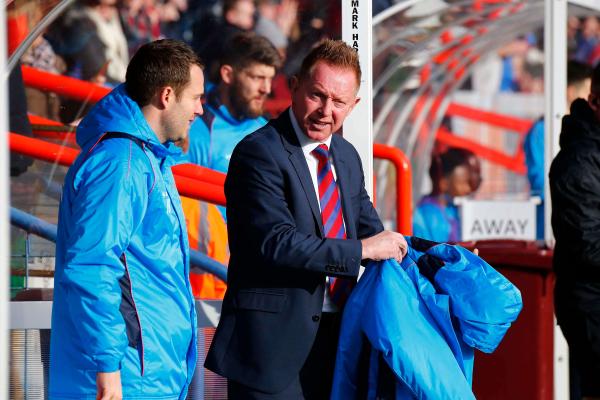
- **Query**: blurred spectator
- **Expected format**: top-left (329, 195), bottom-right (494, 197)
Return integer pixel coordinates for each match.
top-left (47, 6), bottom-right (107, 84)
top-left (21, 35), bottom-right (65, 120)
top-left (9, 62), bottom-right (34, 177)
top-left (568, 16), bottom-right (581, 59)
top-left (186, 32), bottom-right (281, 172)
top-left (574, 16), bottom-right (600, 64)
top-left (413, 148), bottom-right (481, 242)
top-left (518, 53), bottom-right (544, 94)
top-left (523, 60), bottom-right (592, 239)
top-left (182, 32), bottom-right (281, 299)
top-left (120, 0), bottom-right (161, 54)
top-left (159, 0), bottom-right (189, 40)
top-left (82, 0), bottom-right (129, 83)
top-left (192, 0), bottom-right (256, 82)
top-left (47, 6), bottom-right (108, 123)
top-left (255, 0), bottom-right (298, 57)
top-left (255, 0), bottom-right (298, 106)
top-left (499, 37), bottom-right (531, 92)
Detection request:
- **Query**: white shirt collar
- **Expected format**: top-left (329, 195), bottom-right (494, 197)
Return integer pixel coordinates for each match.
top-left (289, 108), bottom-right (332, 158)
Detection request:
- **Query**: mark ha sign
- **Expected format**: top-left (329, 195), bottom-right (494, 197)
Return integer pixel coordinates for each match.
top-left (458, 199), bottom-right (539, 241)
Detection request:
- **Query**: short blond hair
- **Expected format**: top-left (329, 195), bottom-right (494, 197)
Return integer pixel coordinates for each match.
top-left (297, 39), bottom-right (361, 87)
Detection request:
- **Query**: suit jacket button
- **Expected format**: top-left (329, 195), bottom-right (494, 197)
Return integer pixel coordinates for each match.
top-left (312, 315), bottom-right (320, 322)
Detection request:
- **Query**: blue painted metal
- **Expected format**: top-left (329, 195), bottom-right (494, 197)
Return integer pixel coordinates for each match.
top-left (9, 207), bottom-right (228, 282)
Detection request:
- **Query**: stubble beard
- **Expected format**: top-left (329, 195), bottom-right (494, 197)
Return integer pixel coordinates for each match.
top-left (229, 81), bottom-right (264, 119)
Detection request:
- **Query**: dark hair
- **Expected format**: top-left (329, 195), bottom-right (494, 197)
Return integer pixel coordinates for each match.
top-left (567, 60), bottom-right (592, 86)
top-left (297, 39), bottom-right (361, 87)
top-left (125, 39), bottom-right (203, 106)
top-left (429, 147), bottom-right (477, 186)
top-left (523, 61), bottom-right (544, 80)
top-left (223, 0), bottom-right (248, 15)
top-left (220, 32), bottom-right (282, 72)
top-left (591, 63), bottom-right (600, 95)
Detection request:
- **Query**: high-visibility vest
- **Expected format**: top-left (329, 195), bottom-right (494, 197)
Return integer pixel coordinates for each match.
top-left (181, 196), bottom-right (229, 299)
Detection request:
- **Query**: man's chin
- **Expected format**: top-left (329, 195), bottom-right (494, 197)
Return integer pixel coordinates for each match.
top-left (305, 128), bottom-right (332, 142)
top-left (247, 105), bottom-right (264, 119)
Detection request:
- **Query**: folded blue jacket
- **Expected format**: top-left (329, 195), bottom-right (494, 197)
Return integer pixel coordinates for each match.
top-left (331, 237), bottom-right (523, 399)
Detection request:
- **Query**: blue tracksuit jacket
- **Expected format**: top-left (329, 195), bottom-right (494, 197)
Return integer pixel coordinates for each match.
top-left (332, 237), bottom-right (522, 399)
top-left (50, 85), bottom-right (197, 399)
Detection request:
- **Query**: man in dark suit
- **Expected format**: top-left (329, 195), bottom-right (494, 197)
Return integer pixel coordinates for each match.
top-left (205, 39), bottom-right (407, 399)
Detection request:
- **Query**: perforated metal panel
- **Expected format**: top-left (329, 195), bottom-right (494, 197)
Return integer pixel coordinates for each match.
top-left (10, 301), bottom-right (227, 399)
top-left (9, 329), bottom-right (50, 400)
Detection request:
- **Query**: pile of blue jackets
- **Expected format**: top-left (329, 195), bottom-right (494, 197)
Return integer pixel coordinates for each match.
top-left (332, 237), bottom-right (523, 399)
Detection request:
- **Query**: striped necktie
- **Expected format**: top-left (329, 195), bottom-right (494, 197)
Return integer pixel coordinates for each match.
top-left (311, 144), bottom-right (353, 307)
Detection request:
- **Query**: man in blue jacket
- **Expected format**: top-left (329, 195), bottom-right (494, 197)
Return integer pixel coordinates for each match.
top-left (49, 39), bottom-right (204, 399)
top-left (185, 32), bottom-right (281, 176)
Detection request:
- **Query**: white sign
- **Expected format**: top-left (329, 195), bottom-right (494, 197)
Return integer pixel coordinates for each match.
top-left (458, 199), bottom-right (539, 241)
top-left (342, 0), bottom-right (373, 196)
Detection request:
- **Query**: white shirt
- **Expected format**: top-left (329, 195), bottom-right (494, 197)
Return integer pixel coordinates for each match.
top-left (289, 108), bottom-right (337, 206)
top-left (289, 108), bottom-right (342, 313)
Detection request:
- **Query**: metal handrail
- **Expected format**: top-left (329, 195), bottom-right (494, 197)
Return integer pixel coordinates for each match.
top-left (21, 65), bottom-right (110, 103)
top-left (10, 131), bottom-right (411, 234)
top-left (9, 132), bottom-right (227, 205)
top-left (10, 207), bottom-right (228, 282)
top-left (373, 144), bottom-right (412, 235)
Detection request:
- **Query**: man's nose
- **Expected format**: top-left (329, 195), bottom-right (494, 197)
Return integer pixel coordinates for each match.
top-left (319, 98), bottom-right (333, 116)
top-left (195, 100), bottom-right (204, 116)
top-left (260, 78), bottom-right (271, 95)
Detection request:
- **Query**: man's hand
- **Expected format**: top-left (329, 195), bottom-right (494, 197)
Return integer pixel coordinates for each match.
top-left (361, 231), bottom-right (408, 263)
top-left (96, 371), bottom-right (122, 400)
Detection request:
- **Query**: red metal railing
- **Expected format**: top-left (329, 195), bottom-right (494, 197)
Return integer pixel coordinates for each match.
top-left (22, 65), bottom-right (110, 103)
top-left (373, 144), bottom-right (412, 235)
top-left (21, 64), bottom-right (534, 174)
top-left (10, 131), bottom-right (411, 234)
top-left (9, 132), bottom-right (226, 205)
top-left (445, 102), bottom-right (533, 134)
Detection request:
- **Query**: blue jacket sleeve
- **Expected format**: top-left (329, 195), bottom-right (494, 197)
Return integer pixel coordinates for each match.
top-left (61, 145), bottom-right (148, 372)
top-left (523, 119), bottom-right (545, 195)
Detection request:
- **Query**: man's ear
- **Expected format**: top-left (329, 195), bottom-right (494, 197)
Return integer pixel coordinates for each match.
top-left (157, 86), bottom-right (175, 109)
top-left (220, 65), bottom-right (234, 85)
top-left (438, 177), bottom-right (450, 194)
top-left (589, 93), bottom-right (600, 110)
top-left (349, 96), bottom-right (361, 112)
top-left (290, 75), bottom-right (299, 92)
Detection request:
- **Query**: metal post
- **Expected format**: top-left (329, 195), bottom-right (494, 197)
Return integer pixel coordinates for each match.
top-left (544, 1), bottom-right (569, 399)
top-left (342, 0), bottom-right (374, 197)
top-left (545, 0), bottom-right (567, 244)
top-left (1, 2), bottom-right (10, 397)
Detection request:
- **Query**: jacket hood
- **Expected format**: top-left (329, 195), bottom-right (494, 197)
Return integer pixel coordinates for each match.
top-left (76, 84), bottom-right (182, 158)
top-left (560, 98), bottom-right (600, 149)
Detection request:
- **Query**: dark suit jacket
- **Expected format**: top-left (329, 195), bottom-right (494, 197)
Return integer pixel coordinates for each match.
top-left (204, 109), bottom-right (384, 394)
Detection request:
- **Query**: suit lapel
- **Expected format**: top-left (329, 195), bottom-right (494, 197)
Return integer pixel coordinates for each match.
top-left (331, 135), bottom-right (357, 239)
top-left (276, 110), bottom-right (324, 236)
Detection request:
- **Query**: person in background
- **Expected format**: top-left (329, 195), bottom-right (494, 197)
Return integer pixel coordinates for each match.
top-left (82, 0), bottom-right (129, 83)
top-left (550, 63), bottom-right (600, 400)
top-left (49, 39), bottom-right (204, 399)
top-left (186, 32), bottom-right (281, 174)
top-left (523, 60), bottom-right (592, 239)
top-left (413, 147), bottom-right (481, 242)
top-left (205, 39), bottom-right (407, 399)
top-left (192, 0), bottom-right (256, 83)
top-left (181, 32), bottom-right (281, 300)
top-left (120, 0), bottom-right (162, 54)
